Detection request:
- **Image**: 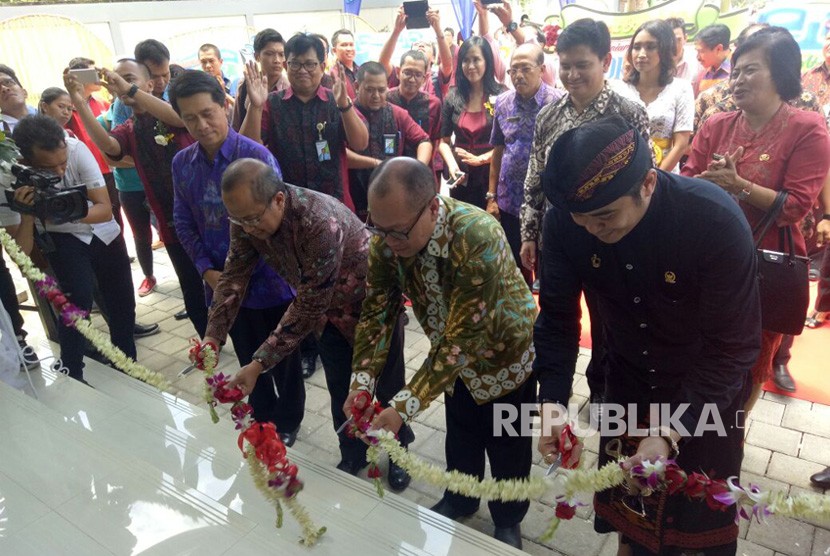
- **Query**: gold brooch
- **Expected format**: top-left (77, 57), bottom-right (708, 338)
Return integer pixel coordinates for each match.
top-left (591, 254), bottom-right (601, 268)
top-left (759, 154), bottom-right (770, 162)
top-left (664, 271), bottom-right (677, 284)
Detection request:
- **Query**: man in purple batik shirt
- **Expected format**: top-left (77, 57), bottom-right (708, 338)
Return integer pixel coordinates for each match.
top-left (169, 70), bottom-right (304, 446)
top-left (488, 44), bottom-right (563, 287)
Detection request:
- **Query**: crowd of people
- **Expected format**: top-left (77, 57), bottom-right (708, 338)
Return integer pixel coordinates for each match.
top-left (2, 1), bottom-right (830, 553)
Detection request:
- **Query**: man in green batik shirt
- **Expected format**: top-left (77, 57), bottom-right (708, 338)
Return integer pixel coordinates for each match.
top-left (344, 157), bottom-right (536, 550)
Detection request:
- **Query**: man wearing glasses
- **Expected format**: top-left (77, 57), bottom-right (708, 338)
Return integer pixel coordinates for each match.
top-left (385, 50), bottom-right (444, 186)
top-left (239, 32), bottom-right (368, 213)
top-left (214, 158), bottom-right (412, 489)
top-left (489, 43), bottom-right (562, 287)
top-left (378, 5), bottom-right (453, 101)
top-left (346, 157), bottom-right (536, 549)
top-left (168, 70), bottom-right (304, 448)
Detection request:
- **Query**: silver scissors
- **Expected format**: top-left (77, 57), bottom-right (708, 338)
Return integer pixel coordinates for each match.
top-left (335, 416), bottom-right (354, 435)
top-left (545, 453), bottom-right (562, 476)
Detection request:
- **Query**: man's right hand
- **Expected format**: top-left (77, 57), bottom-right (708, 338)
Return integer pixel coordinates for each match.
top-left (62, 69), bottom-right (86, 102)
top-left (394, 5), bottom-right (407, 34)
top-left (243, 60), bottom-right (268, 109)
top-left (537, 403), bottom-right (581, 467)
top-left (203, 269), bottom-right (222, 290)
top-left (520, 241), bottom-right (536, 271)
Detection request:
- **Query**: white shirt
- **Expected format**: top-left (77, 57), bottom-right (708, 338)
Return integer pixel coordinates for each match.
top-left (43, 137), bottom-right (120, 245)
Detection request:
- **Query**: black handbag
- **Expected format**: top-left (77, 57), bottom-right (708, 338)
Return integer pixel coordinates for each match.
top-left (752, 191), bottom-right (811, 335)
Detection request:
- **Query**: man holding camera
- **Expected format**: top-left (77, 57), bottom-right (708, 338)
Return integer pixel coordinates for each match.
top-left (11, 115), bottom-right (136, 383)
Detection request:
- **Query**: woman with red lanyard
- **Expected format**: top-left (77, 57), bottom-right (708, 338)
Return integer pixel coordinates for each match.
top-left (438, 36), bottom-right (506, 209)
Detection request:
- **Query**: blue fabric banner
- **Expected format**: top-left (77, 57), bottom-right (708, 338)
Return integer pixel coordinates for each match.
top-left (344, 0), bottom-right (361, 16)
top-left (450, 0), bottom-right (476, 40)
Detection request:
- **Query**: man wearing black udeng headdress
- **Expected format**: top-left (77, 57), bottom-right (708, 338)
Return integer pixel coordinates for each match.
top-left (534, 116), bottom-right (761, 556)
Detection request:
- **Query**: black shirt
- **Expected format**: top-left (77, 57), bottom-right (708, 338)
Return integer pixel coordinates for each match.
top-left (535, 171), bottom-right (761, 433)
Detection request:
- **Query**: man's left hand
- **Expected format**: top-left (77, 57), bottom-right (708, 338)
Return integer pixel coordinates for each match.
top-left (333, 63), bottom-right (350, 109)
top-left (227, 360), bottom-right (264, 396)
top-left (620, 436), bottom-right (671, 496)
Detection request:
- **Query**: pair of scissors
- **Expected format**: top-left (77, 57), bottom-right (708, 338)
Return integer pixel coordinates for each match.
top-left (545, 452), bottom-right (562, 476)
top-left (335, 416), bottom-right (354, 435)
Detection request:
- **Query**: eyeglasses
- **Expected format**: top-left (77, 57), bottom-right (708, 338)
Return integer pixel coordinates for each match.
top-left (286, 60), bottom-right (320, 73)
top-left (365, 196), bottom-right (434, 241)
top-left (227, 198), bottom-right (272, 227)
top-left (401, 69), bottom-right (426, 80)
top-left (0, 77), bottom-right (19, 88)
top-left (507, 65), bottom-right (539, 78)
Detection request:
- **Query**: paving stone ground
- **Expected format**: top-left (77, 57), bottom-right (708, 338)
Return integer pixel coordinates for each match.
top-left (7, 242), bottom-right (830, 556)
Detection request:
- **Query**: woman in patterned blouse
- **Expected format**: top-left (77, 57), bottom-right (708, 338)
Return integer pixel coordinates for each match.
top-left (438, 36), bottom-right (507, 209)
top-left (615, 19), bottom-right (693, 173)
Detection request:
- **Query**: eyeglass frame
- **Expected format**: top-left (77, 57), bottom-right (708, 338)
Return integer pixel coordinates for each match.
top-left (400, 69), bottom-right (426, 80)
top-left (286, 59), bottom-right (321, 73)
top-left (506, 64), bottom-right (540, 78)
top-left (227, 196), bottom-right (274, 227)
top-left (365, 195), bottom-right (435, 241)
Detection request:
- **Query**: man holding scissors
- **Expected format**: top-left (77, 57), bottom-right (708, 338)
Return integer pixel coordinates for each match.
top-left (346, 158), bottom-right (536, 549)
top-left (205, 158), bottom-right (412, 489)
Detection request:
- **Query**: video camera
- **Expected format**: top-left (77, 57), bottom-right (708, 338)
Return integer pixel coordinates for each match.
top-left (4, 163), bottom-right (88, 224)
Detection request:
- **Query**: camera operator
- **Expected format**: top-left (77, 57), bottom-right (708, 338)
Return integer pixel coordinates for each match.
top-left (11, 115), bottom-right (136, 384)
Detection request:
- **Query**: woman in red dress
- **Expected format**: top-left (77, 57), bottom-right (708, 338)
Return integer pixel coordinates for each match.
top-left (438, 36), bottom-right (506, 209)
top-left (683, 27), bottom-right (830, 413)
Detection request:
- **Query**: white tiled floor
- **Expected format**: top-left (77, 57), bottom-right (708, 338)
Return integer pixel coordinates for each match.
top-left (0, 353), bottom-right (525, 556)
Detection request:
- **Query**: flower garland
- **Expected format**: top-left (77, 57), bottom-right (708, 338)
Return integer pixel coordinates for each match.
top-left (363, 414), bottom-right (830, 542)
top-left (0, 227), bottom-right (170, 390)
top-left (191, 341), bottom-right (326, 546)
top-left (0, 226), bottom-right (324, 546)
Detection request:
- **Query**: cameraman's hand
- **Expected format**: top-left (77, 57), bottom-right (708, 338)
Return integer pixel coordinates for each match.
top-left (13, 186), bottom-right (35, 208)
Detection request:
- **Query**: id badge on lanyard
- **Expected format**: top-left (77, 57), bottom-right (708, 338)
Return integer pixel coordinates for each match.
top-left (316, 122), bottom-right (331, 162)
top-left (383, 132), bottom-right (400, 156)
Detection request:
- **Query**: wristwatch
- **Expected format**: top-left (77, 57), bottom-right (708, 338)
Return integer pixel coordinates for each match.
top-left (485, 192), bottom-right (496, 201)
top-left (127, 84), bottom-right (140, 98)
top-left (822, 214), bottom-right (830, 221)
top-left (506, 21), bottom-right (518, 33)
top-left (337, 99), bottom-right (353, 113)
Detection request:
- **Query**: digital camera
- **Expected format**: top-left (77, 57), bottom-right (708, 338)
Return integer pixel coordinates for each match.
top-left (4, 163), bottom-right (88, 224)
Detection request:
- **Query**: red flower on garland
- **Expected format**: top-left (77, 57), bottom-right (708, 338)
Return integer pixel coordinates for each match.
top-left (704, 481), bottom-right (731, 512)
top-left (238, 422), bottom-right (287, 472)
top-left (554, 501), bottom-right (576, 520)
top-left (684, 472), bottom-right (711, 499)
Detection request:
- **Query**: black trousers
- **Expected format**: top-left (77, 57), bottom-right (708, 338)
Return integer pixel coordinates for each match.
top-left (499, 211), bottom-right (533, 288)
top-left (165, 241), bottom-right (208, 338)
top-left (443, 375), bottom-right (534, 527)
top-left (0, 250), bottom-right (25, 338)
top-left (773, 334), bottom-right (794, 366)
top-left (584, 289), bottom-right (607, 399)
top-left (316, 317), bottom-right (406, 462)
top-left (47, 232), bottom-right (136, 379)
top-left (118, 190), bottom-right (153, 278)
top-left (227, 303), bottom-right (305, 433)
